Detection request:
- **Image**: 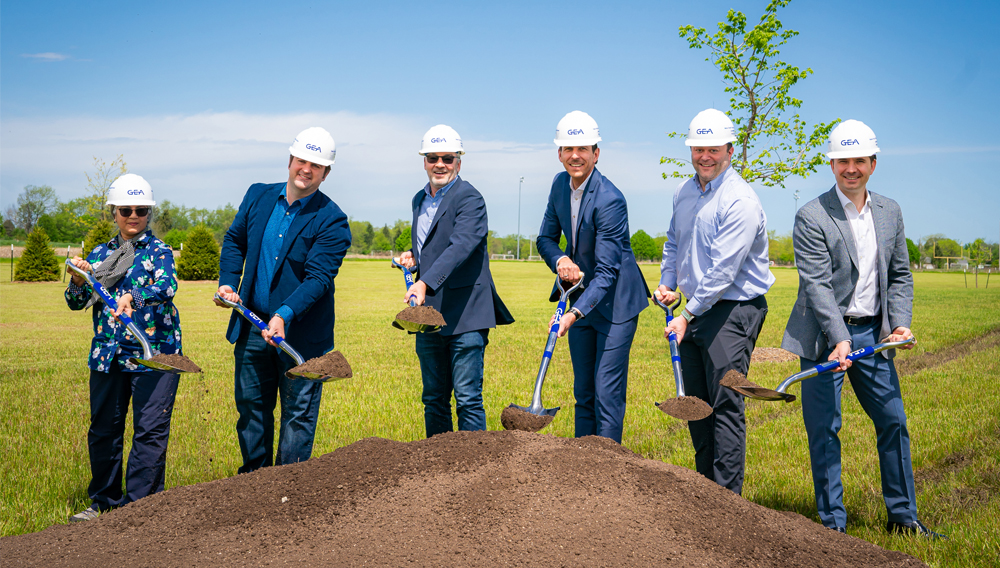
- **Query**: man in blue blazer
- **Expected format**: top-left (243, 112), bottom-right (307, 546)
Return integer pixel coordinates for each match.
top-left (536, 111), bottom-right (650, 444)
top-left (215, 127), bottom-right (352, 473)
top-left (397, 125), bottom-right (514, 437)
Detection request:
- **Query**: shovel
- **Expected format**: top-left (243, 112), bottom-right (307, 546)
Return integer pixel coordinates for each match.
top-left (723, 338), bottom-right (916, 402)
top-left (214, 294), bottom-right (350, 382)
top-left (652, 295), bottom-right (713, 421)
top-left (502, 273), bottom-right (585, 433)
top-left (390, 258), bottom-right (445, 333)
top-left (65, 259), bottom-right (201, 374)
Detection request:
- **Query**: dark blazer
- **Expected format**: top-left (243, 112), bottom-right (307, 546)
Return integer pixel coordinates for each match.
top-left (536, 169), bottom-right (650, 323)
top-left (781, 186), bottom-right (913, 360)
top-left (411, 176), bottom-right (514, 336)
top-left (220, 182), bottom-right (352, 359)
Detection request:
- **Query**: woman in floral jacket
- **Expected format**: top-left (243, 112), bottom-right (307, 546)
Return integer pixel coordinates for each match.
top-left (65, 174), bottom-right (183, 522)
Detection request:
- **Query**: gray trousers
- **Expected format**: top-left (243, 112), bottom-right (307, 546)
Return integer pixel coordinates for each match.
top-left (679, 296), bottom-right (767, 494)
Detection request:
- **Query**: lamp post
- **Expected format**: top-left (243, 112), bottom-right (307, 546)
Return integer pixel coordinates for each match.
top-left (793, 189), bottom-right (801, 223)
top-left (516, 177), bottom-right (524, 260)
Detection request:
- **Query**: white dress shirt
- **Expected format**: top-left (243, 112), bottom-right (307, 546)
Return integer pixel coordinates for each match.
top-left (836, 186), bottom-right (879, 317)
top-left (569, 170), bottom-right (593, 253)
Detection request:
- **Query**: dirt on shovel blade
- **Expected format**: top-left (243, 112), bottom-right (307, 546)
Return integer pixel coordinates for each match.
top-left (501, 405), bottom-right (554, 432)
top-left (656, 396), bottom-right (713, 421)
top-left (721, 369), bottom-right (763, 390)
top-left (287, 350), bottom-right (353, 379)
top-left (148, 353), bottom-right (202, 373)
top-left (0, 431), bottom-right (927, 568)
top-left (395, 305), bottom-right (446, 327)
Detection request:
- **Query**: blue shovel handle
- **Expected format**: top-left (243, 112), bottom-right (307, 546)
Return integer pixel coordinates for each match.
top-left (213, 294), bottom-right (305, 366)
top-left (391, 258), bottom-right (418, 306)
top-left (653, 294), bottom-right (686, 397)
top-left (65, 259), bottom-right (154, 361)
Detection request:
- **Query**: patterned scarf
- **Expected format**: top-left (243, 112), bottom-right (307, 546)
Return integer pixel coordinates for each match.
top-left (84, 233), bottom-right (142, 310)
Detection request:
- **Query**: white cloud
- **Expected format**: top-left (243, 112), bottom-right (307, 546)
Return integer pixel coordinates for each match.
top-left (20, 52), bottom-right (70, 61)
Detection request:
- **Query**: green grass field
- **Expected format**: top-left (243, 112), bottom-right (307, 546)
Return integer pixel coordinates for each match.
top-left (1, 261), bottom-right (998, 566)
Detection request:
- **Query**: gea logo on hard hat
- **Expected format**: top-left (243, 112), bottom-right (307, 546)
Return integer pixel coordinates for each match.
top-left (305, 144), bottom-right (322, 152)
top-left (127, 189), bottom-right (145, 195)
top-left (696, 128), bottom-right (714, 134)
top-left (431, 137), bottom-right (447, 143)
top-left (840, 139), bottom-right (860, 146)
top-left (567, 129), bottom-right (585, 136)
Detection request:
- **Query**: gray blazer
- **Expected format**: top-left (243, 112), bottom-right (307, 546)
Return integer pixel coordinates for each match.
top-left (781, 186), bottom-right (913, 360)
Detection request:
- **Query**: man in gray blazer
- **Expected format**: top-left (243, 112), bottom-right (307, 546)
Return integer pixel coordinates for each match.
top-left (782, 120), bottom-right (942, 538)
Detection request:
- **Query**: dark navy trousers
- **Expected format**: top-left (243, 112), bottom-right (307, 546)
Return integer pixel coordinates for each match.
top-left (234, 326), bottom-right (324, 474)
top-left (679, 296), bottom-right (767, 495)
top-left (567, 313), bottom-right (639, 444)
top-left (88, 361), bottom-right (179, 511)
top-left (800, 318), bottom-right (918, 529)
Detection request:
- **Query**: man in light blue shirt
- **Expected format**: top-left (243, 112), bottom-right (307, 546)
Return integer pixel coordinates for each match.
top-left (657, 109), bottom-right (774, 494)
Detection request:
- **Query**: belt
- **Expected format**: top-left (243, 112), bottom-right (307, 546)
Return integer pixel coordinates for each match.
top-left (844, 314), bottom-right (878, 326)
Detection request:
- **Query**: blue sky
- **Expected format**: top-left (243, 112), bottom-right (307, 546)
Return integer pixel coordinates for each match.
top-left (2, 0), bottom-right (998, 243)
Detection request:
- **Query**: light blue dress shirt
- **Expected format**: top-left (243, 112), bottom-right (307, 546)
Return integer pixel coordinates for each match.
top-left (416, 177), bottom-right (458, 255)
top-left (659, 166), bottom-right (775, 316)
top-left (253, 185), bottom-right (316, 324)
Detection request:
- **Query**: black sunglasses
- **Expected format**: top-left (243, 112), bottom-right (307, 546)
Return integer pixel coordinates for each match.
top-left (117, 207), bottom-right (150, 218)
top-left (424, 154), bottom-right (457, 165)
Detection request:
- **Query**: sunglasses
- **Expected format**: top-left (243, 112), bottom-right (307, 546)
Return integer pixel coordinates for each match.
top-left (425, 154), bottom-right (457, 165)
top-left (117, 207), bottom-right (150, 218)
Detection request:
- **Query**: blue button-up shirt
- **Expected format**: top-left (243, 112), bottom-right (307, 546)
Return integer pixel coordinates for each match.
top-left (659, 166), bottom-right (775, 316)
top-left (253, 185), bottom-right (316, 323)
top-left (416, 177), bottom-right (458, 255)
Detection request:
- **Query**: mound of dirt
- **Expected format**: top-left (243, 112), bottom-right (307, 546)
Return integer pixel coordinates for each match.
top-left (1, 431), bottom-right (924, 567)
top-left (751, 347), bottom-right (799, 363)
top-left (394, 305), bottom-right (446, 327)
top-left (721, 369), bottom-right (760, 390)
top-left (286, 350), bottom-right (352, 379)
top-left (500, 405), bottom-right (554, 432)
top-left (147, 353), bottom-right (202, 373)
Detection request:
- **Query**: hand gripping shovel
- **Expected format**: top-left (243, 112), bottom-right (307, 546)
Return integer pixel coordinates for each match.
top-left (653, 295), bottom-right (713, 421)
top-left (66, 259), bottom-right (201, 373)
top-left (501, 274), bottom-right (585, 433)
top-left (722, 338), bottom-right (916, 402)
top-left (390, 258), bottom-right (445, 333)
top-left (214, 294), bottom-right (351, 382)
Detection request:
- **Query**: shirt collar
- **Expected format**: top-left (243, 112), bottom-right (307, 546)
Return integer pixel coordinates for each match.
top-left (835, 185), bottom-right (871, 214)
top-left (280, 184), bottom-right (318, 209)
top-left (423, 176), bottom-right (459, 199)
top-left (571, 169), bottom-right (594, 194)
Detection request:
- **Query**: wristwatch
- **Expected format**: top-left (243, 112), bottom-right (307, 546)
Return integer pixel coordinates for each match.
top-left (681, 308), bottom-right (695, 323)
top-left (569, 307), bottom-right (585, 320)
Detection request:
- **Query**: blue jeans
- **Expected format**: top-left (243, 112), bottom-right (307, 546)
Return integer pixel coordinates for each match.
top-left (234, 327), bottom-right (324, 473)
top-left (800, 319), bottom-right (917, 529)
top-left (88, 361), bottom-right (179, 511)
top-left (415, 329), bottom-right (488, 437)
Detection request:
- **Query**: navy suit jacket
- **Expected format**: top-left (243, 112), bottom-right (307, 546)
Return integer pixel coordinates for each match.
top-left (411, 177), bottom-right (514, 336)
top-left (220, 182), bottom-right (352, 360)
top-left (536, 169), bottom-right (650, 324)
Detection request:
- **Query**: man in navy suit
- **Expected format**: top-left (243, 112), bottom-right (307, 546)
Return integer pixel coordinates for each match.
top-left (397, 125), bottom-right (514, 438)
top-left (536, 111), bottom-right (650, 444)
top-left (215, 127), bottom-right (351, 473)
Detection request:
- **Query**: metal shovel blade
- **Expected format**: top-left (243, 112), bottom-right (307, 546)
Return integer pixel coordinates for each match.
top-left (285, 370), bottom-right (348, 382)
top-left (391, 318), bottom-right (441, 334)
top-left (127, 357), bottom-right (194, 374)
top-left (733, 385), bottom-right (796, 403)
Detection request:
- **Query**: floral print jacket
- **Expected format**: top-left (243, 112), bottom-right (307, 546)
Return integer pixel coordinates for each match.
top-left (65, 230), bottom-right (183, 373)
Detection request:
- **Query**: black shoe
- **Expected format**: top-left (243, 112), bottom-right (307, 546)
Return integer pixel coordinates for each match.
top-left (827, 526), bottom-right (846, 534)
top-left (886, 519), bottom-right (947, 540)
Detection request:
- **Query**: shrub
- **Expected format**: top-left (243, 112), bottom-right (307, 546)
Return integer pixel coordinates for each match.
top-left (83, 220), bottom-right (116, 258)
top-left (395, 227), bottom-right (411, 252)
top-left (163, 229), bottom-right (188, 250)
top-left (15, 226), bottom-right (60, 282)
top-left (176, 224), bottom-right (220, 281)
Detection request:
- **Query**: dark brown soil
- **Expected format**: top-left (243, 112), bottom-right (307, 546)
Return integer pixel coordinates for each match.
top-left (721, 368), bottom-right (761, 390)
top-left (394, 305), bottom-right (446, 326)
top-left (0, 431), bottom-right (924, 568)
top-left (656, 396), bottom-right (713, 421)
top-left (286, 350), bottom-right (352, 379)
top-left (752, 347), bottom-right (799, 363)
top-left (500, 405), bottom-right (554, 432)
top-left (148, 353), bottom-right (202, 373)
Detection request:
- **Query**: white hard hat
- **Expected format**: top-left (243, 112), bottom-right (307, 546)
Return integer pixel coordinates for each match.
top-left (289, 127), bottom-right (337, 166)
top-left (827, 119), bottom-right (880, 159)
top-left (554, 111), bottom-right (601, 146)
top-left (107, 174), bottom-right (155, 207)
top-left (419, 125), bottom-right (464, 155)
top-left (685, 109), bottom-right (737, 146)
